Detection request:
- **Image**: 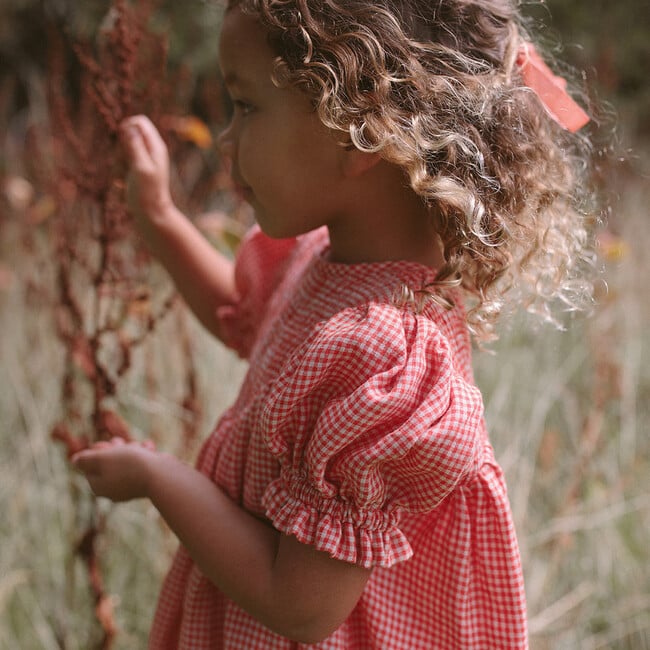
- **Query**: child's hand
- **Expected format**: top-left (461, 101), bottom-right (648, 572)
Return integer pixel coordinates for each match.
top-left (72, 437), bottom-right (159, 503)
top-left (120, 115), bottom-right (174, 225)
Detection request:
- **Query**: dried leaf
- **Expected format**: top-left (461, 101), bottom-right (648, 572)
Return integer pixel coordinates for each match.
top-left (27, 195), bottom-right (58, 225)
top-left (0, 263), bottom-right (14, 292)
top-left (597, 230), bottom-right (628, 262)
top-left (51, 423), bottom-right (89, 458)
top-left (127, 290), bottom-right (152, 317)
top-left (164, 115), bottom-right (213, 149)
top-left (98, 409), bottom-right (131, 441)
top-left (2, 175), bottom-right (34, 211)
top-left (196, 210), bottom-right (247, 251)
top-left (538, 429), bottom-right (561, 474)
top-left (95, 594), bottom-right (118, 637)
top-left (71, 336), bottom-right (97, 380)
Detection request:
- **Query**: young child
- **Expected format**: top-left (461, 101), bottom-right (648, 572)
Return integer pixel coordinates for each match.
top-left (73, 0), bottom-right (595, 647)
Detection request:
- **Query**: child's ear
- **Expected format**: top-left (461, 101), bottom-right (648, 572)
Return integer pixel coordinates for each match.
top-left (341, 146), bottom-right (382, 179)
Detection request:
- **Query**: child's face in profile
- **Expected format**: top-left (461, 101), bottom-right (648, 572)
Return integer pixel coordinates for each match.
top-left (218, 7), bottom-right (347, 240)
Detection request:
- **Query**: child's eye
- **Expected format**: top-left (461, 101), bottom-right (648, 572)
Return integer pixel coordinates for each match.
top-left (233, 100), bottom-right (255, 116)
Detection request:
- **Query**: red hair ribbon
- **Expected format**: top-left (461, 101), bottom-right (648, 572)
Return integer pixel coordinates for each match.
top-left (517, 42), bottom-right (590, 132)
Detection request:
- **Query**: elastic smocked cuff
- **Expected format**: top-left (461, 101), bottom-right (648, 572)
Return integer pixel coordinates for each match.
top-left (262, 477), bottom-right (413, 569)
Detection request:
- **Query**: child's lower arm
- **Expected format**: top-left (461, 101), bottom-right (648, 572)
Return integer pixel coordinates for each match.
top-left (145, 452), bottom-right (370, 643)
top-left (120, 115), bottom-right (238, 340)
top-left (137, 201), bottom-right (237, 339)
top-left (73, 441), bottom-right (370, 643)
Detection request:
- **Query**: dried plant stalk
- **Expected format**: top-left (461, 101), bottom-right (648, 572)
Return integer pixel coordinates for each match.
top-left (38, 1), bottom-right (201, 646)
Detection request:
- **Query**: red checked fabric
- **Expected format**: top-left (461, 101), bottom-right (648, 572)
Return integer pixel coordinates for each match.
top-left (149, 227), bottom-right (528, 649)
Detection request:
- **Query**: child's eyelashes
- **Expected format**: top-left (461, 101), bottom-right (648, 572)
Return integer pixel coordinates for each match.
top-left (232, 99), bottom-right (255, 117)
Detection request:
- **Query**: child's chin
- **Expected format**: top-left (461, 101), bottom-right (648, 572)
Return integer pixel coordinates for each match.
top-left (256, 223), bottom-right (287, 240)
top-left (254, 216), bottom-right (301, 241)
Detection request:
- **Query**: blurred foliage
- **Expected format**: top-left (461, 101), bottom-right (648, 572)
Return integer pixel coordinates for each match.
top-left (0, 0), bottom-right (223, 70)
top-left (524, 0), bottom-right (650, 139)
top-left (0, 0), bottom-right (224, 132)
top-left (0, 0), bottom-right (648, 140)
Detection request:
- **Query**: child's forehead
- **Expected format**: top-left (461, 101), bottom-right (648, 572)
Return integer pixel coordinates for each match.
top-left (218, 7), bottom-right (274, 83)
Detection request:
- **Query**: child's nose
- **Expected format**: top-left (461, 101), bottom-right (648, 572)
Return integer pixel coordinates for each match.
top-left (217, 124), bottom-right (235, 160)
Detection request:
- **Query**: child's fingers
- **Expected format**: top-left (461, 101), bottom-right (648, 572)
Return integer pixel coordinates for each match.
top-left (121, 121), bottom-right (154, 172)
top-left (92, 441), bottom-right (113, 450)
top-left (71, 449), bottom-right (101, 476)
top-left (70, 439), bottom-right (153, 501)
top-left (134, 116), bottom-right (167, 160)
top-left (121, 115), bottom-right (168, 166)
top-left (70, 438), bottom-right (125, 467)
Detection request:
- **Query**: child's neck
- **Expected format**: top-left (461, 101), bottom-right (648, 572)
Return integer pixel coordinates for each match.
top-left (326, 161), bottom-right (445, 269)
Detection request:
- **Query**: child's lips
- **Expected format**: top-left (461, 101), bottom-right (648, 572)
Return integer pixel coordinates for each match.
top-left (233, 183), bottom-right (253, 202)
top-left (231, 173), bottom-right (252, 200)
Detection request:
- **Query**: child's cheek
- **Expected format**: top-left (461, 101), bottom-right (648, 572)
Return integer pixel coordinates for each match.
top-left (238, 132), bottom-right (266, 186)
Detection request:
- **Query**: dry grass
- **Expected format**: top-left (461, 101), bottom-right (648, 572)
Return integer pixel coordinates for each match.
top-left (0, 214), bottom-right (246, 648)
top-left (475, 161), bottom-right (650, 649)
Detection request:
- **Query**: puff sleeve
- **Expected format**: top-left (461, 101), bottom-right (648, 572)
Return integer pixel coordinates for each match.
top-left (216, 226), bottom-right (297, 358)
top-left (260, 303), bottom-right (485, 569)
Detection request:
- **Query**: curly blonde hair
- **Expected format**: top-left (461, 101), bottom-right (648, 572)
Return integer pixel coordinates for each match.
top-left (228, 0), bottom-right (597, 341)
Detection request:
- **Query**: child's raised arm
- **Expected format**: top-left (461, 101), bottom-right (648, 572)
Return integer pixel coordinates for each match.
top-left (120, 115), bottom-right (237, 340)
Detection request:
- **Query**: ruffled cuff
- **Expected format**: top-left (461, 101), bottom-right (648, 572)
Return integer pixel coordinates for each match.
top-left (262, 475), bottom-right (414, 569)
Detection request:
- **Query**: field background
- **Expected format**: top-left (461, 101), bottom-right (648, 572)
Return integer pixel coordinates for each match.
top-left (1, 1), bottom-right (648, 648)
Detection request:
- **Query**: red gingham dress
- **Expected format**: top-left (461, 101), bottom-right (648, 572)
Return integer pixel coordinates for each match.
top-left (149, 226), bottom-right (528, 649)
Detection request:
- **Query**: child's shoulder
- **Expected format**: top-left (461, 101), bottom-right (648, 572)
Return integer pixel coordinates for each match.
top-left (282, 283), bottom-right (468, 393)
top-left (240, 226), bottom-right (471, 368)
